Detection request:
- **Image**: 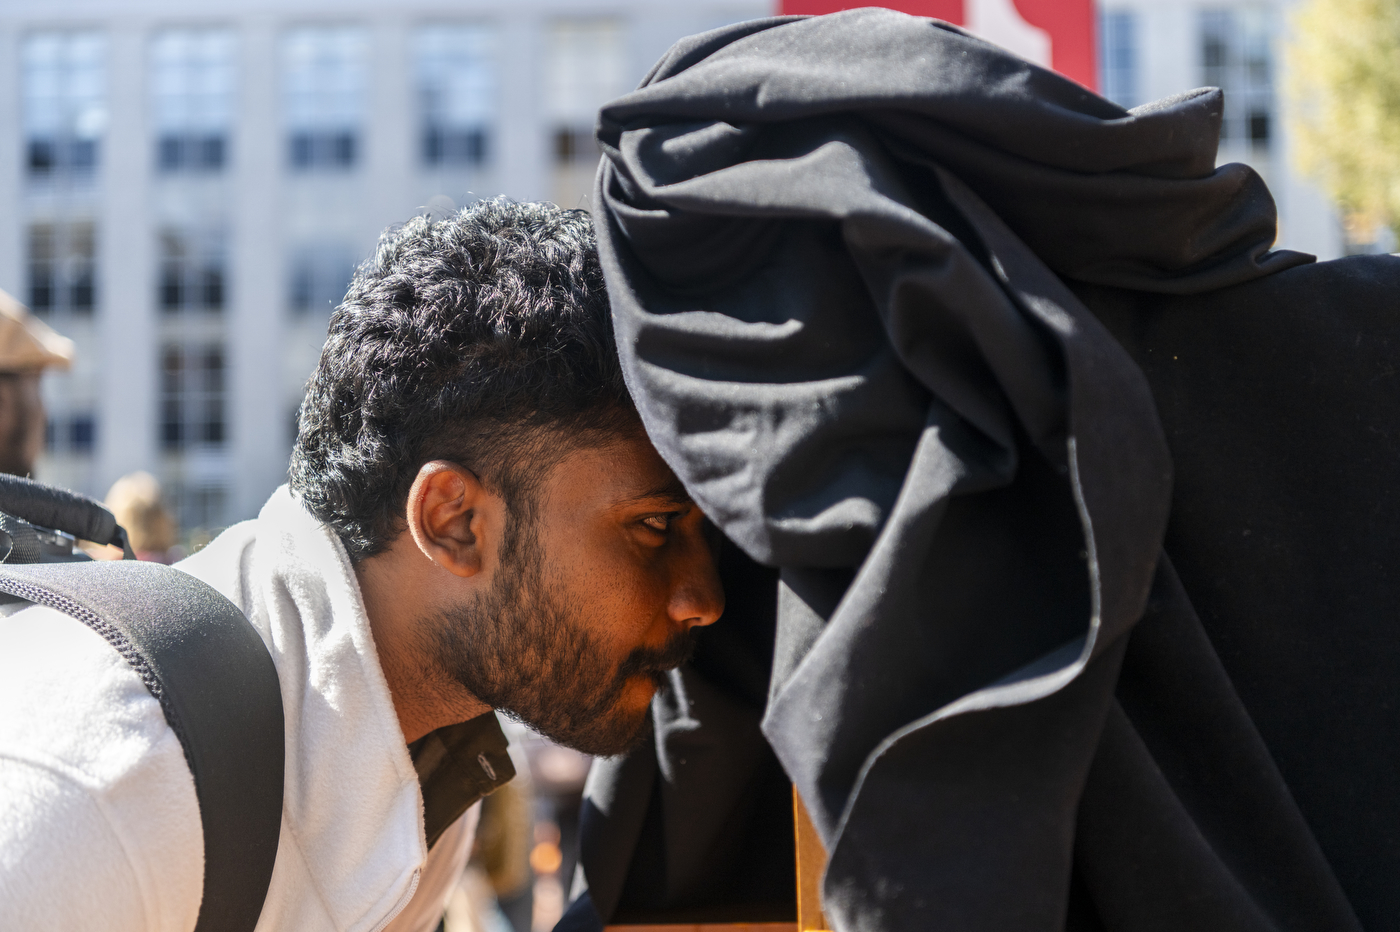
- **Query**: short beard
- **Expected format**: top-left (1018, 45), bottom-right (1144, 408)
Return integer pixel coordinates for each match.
top-left (425, 504), bottom-right (696, 757)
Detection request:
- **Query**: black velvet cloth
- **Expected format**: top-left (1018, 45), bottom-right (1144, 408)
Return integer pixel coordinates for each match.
top-left (565, 10), bottom-right (1399, 931)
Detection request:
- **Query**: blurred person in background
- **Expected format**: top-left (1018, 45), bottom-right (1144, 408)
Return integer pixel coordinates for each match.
top-left (0, 289), bottom-right (73, 477)
top-left (441, 725), bottom-right (592, 932)
top-left (472, 777), bottom-right (534, 932)
top-left (104, 471), bottom-right (179, 563)
top-left (518, 735), bottom-right (589, 932)
top-left (444, 748), bottom-right (534, 932)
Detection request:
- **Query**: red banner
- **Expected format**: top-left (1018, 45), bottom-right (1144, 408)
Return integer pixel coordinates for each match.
top-left (778, 0), bottom-right (1097, 91)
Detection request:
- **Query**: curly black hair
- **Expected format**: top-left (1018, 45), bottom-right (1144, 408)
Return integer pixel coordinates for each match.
top-left (290, 198), bottom-right (634, 560)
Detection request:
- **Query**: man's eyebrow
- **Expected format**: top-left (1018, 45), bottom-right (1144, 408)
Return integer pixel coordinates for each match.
top-left (618, 478), bottom-right (693, 507)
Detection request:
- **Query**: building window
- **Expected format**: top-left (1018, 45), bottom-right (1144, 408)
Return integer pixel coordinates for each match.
top-left (1098, 10), bottom-right (1139, 109)
top-left (151, 28), bottom-right (236, 173)
top-left (160, 342), bottom-right (226, 450)
top-left (69, 414), bottom-right (96, 453)
top-left (416, 25), bottom-right (495, 169)
top-left (283, 26), bottom-right (366, 171)
top-left (289, 245), bottom-right (355, 314)
top-left (1200, 8), bottom-right (1274, 152)
top-left (546, 20), bottom-right (627, 208)
top-left (27, 222), bottom-right (97, 316)
top-left (159, 228), bottom-right (226, 314)
top-left (23, 31), bottom-right (107, 181)
top-left (45, 412), bottom-right (97, 455)
top-left (171, 483), bottom-right (227, 534)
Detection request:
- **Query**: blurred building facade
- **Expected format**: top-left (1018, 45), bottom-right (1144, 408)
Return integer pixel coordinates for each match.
top-left (1097, 0), bottom-right (1347, 261)
top-left (0, 0), bottom-right (768, 534)
top-left (0, 0), bottom-right (1350, 535)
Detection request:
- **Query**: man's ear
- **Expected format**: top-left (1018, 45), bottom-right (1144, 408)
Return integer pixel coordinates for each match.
top-left (405, 460), bottom-right (498, 578)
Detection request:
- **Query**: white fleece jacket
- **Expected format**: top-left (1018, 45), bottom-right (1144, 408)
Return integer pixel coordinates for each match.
top-left (0, 486), bottom-right (477, 932)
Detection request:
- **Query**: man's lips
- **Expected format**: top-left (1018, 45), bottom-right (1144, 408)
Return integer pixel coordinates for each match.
top-left (616, 628), bottom-right (699, 685)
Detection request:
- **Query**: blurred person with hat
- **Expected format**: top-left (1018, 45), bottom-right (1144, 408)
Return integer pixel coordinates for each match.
top-left (0, 288), bottom-right (74, 477)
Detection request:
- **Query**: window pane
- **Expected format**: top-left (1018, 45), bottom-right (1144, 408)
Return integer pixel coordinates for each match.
top-left (161, 263), bottom-right (183, 310)
top-left (157, 135), bottom-right (181, 170)
top-left (156, 227), bottom-right (225, 315)
top-left (283, 26), bottom-right (365, 170)
top-left (159, 342), bottom-right (226, 451)
top-left (200, 135), bottom-right (226, 169)
top-left (201, 267), bottom-right (224, 309)
top-left (546, 21), bottom-right (626, 127)
top-left (547, 20), bottom-right (624, 205)
top-left (1098, 10), bottom-right (1139, 109)
top-left (1199, 7), bottom-right (1275, 156)
top-left (69, 415), bottom-right (95, 453)
top-left (28, 221), bottom-right (98, 315)
top-left (28, 139), bottom-right (56, 175)
top-left (151, 28), bottom-right (236, 173)
top-left (28, 275), bottom-right (54, 311)
top-left (70, 222), bottom-right (94, 258)
top-left (27, 224), bottom-right (55, 311)
top-left (70, 268), bottom-right (94, 311)
top-left (288, 244), bottom-right (354, 314)
top-left (161, 402), bottom-right (183, 448)
top-left (1249, 110), bottom-right (1270, 143)
top-left (204, 348), bottom-right (224, 391)
top-left (162, 345), bottom-right (183, 387)
top-left (416, 24), bottom-right (495, 168)
top-left (177, 485), bottom-right (227, 531)
top-left (161, 345), bottom-right (185, 450)
top-left (333, 132), bottom-right (355, 166)
top-left (23, 31), bottom-right (108, 178)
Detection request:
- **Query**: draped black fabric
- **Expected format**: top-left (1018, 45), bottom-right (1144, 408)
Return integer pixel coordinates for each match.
top-left (568, 10), bottom-right (1399, 931)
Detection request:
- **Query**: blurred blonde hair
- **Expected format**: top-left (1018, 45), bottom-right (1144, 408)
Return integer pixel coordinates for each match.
top-left (105, 471), bottom-right (177, 554)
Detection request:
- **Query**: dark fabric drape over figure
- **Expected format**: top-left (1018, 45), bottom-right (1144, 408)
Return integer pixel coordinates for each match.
top-left (566, 10), bottom-right (1400, 931)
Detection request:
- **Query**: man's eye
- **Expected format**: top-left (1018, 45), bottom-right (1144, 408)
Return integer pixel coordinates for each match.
top-left (641, 513), bottom-right (676, 532)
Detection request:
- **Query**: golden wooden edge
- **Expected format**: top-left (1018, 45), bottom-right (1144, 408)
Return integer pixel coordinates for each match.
top-left (793, 787), bottom-right (831, 932)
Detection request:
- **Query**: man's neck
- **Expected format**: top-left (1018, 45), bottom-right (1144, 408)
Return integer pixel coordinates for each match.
top-left (354, 553), bottom-right (491, 744)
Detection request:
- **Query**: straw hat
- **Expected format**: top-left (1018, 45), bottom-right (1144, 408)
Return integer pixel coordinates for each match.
top-left (0, 289), bottom-right (74, 373)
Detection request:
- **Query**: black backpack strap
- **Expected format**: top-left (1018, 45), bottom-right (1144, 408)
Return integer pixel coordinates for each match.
top-left (0, 560), bottom-right (284, 932)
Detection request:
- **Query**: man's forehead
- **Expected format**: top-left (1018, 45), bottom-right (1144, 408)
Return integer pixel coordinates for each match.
top-left (547, 433), bottom-right (693, 507)
top-left (615, 474), bottom-right (693, 507)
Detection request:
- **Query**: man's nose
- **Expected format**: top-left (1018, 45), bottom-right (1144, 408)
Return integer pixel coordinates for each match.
top-left (669, 535), bottom-right (725, 630)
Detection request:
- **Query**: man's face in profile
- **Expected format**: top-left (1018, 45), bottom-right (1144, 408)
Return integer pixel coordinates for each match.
top-left (428, 431), bottom-right (724, 756)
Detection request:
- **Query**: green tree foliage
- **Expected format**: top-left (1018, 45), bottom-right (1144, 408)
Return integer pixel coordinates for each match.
top-left (1284, 0), bottom-right (1400, 239)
